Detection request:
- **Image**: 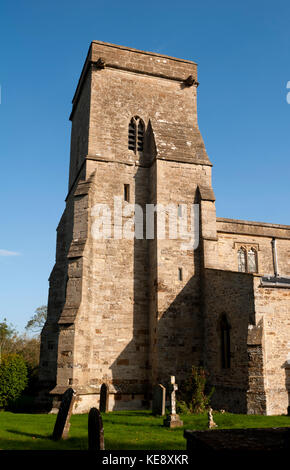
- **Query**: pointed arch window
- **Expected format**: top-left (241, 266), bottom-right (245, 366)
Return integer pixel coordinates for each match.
top-left (237, 245), bottom-right (258, 273)
top-left (238, 247), bottom-right (247, 273)
top-left (220, 314), bottom-right (231, 369)
top-left (247, 248), bottom-right (258, 273)
top-left (128, 116), bottom-right (144, 153)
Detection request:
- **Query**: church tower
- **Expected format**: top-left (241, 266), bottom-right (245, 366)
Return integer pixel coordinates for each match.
top-left (38, 41), bottom-right (216, 412)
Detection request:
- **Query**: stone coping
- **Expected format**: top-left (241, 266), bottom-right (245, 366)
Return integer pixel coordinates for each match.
top-left (217, 217), bottom-right (290, 230)
top-left (217, 217), bottom-right (290, 239)
top-left (91, 40), bottom-right (197, 65)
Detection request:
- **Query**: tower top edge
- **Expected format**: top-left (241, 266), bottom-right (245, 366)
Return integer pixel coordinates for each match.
top-left (70, 41), bottom-right (198, 118)
top-left (91, 40), bottom-right (198, 65)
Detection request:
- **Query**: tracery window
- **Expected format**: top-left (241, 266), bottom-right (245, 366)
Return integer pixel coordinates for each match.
top-left (128, 116), bottom-right (144, 153)
top-left (247, 248), bottom-right (258, 273)
top-left (237, 246), bottom-right (258, 273)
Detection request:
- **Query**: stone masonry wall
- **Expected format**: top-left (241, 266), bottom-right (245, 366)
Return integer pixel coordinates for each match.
top-left (151, 159), bottom-right (211, 387)
top-left (216, 218), bottom-right (290, 275)
top-left (253, 276), bottom-right (290, 415)
top-left (203, 268), bottom-right (257, 413)
top-left (39, 41), bottom-right (290, 415)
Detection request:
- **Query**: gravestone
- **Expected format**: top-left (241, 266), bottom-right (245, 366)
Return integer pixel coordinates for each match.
top-left (152, 384), bottom-right (166, 416)
top-left (163, 376), bottom-right (183, 428)
top-left (88, 407), bottom-right (105, 450)
top-left (52, 388), bottom-right (76, 440)
top-left (99, 383), bottom-right (109, 413)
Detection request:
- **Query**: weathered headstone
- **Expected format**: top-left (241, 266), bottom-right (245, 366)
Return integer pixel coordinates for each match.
top-left (152, 384), bottom-right (166, 416)
top-left (99, 383), bottom-right (109, 413)
top-left (208, 408), bottom-right (217, 429)
top-left (163, 376), bottom-right (183, 428)
top-left (88, 407), bottom-right (105, 450)
top-left (52, 388), bottom-right (76, 440)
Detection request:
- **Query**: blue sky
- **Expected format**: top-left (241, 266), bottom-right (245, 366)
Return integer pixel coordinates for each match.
top-left (1, 0), bottom-right (290, 332)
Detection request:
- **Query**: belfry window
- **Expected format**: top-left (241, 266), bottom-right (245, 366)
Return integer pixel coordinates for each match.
top-left (238, 246), bottom-right (258, 273)
top-left (128, 116), bottom-right (144, 153)
top-left (220, 314), bottom-right (231, 369)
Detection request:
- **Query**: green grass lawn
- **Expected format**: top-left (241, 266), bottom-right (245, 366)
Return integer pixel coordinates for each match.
top-left (0, 410), bottom-right (289, 450)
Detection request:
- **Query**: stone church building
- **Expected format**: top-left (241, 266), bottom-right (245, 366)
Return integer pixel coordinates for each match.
top-left (38, 41), bottom-right (290, 415)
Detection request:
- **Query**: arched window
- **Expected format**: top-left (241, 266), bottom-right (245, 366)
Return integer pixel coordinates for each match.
top-left (237, 246), bottom-right (258, 273)
top-left (247, 247), bottom-right (258, 273)
top-left (128, 116), bottom-right (144, 153)
top-left (238, 247), bottom-right (247, 272)
top-left (220, 314), bottom-right (231, 369)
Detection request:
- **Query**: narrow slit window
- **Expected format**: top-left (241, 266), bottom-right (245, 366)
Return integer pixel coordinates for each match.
top-left (124, 184), bottom-right (130, 202)
top-left (178, 267), bottom-right (183, 281)
top-left (178, 205), bottom-right (182, 217)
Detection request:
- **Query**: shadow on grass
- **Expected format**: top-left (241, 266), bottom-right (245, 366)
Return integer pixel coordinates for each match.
top-left (105, 411), bottom-right (152, 417)
top-left (104, 438), bottom-right (185, 450)
top-left (0, 436), bottom-right (88, 451)
top-left (6, 429), bottom-right (49, 440)
top-left (103, 419), bottom-right (165, 428)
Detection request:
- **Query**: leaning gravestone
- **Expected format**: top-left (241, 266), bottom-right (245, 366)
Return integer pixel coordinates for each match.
top-left (152, 384), bottom-right (166, 416)
top-left (88, 407), bottom-right (105, 450)
top-left (99, 383), bottom-right (109, 413)
top-left (52, 388), bottom-right (76, 440)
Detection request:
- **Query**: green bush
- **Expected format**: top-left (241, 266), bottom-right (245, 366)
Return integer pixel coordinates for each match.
top-left (177, 366), bottom-right (214, 414)
top-left (0, 354), bottom-right (28, 409)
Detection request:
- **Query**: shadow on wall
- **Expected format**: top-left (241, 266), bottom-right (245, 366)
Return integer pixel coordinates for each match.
top-left (107, 165), bottom-right (267, 414)
top-left (108, 264), bottom-right (262, 413)
top-left (202, 268), bottom-right (258, 414)
top-left (109, 164), bottom-right (203, 410)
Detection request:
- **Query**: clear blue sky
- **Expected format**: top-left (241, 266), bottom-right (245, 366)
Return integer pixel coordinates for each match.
top-left (1, 0), bottom-right (290, 332)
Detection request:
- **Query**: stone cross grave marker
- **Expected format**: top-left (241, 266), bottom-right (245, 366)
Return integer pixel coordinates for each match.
top-left (99, 383), bottom-right (109, 413)
top-left (152, 384), bottom-right (166, 416)
top-left (208, 408), bottom-right (217, 429)
top-left (52, 388), bottom-right (76, 440)
top-left (88, 407), bottom-right (105, 450)
top-left (163, 376), bottom-right (183, 428)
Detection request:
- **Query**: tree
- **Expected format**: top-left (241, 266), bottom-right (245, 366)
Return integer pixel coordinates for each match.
top-left (0, 354), bottom-right (28, 408)
top-left (0, 318), bottom-right (18, 362)
top-left (12, 336), bottom-right (40, 397)
top-left (177, 366), bottom-right (215, 414)
top-left (13, 335), bottom-right (40, 369)
top-left (25, 306), bottom-right (47, 334)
